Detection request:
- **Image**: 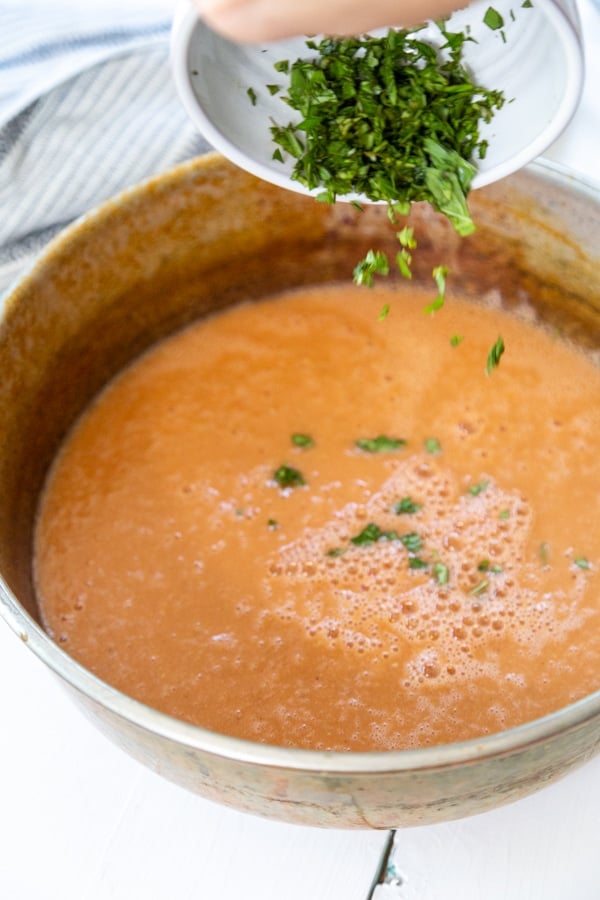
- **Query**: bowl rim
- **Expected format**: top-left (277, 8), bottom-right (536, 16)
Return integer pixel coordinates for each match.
top-left (169, 0), bottom-right (585, 196)
top-left (2, 153), bottom-right (600, 775)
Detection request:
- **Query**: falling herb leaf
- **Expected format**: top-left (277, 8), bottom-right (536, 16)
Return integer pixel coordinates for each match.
top-left (486, 336), bottom-right (505, 374)
top-left (291, 432), bottom-right (315, 448)
top-left (396, 248), bottom-right (413, 280)
top-left (356, 435), bottom-right (406, 453)
top-left (273, 465), bottom-right (306, 488)
top-left (394, 497), bottom-right (422, 515)
top-left (398, 226), bottom-right (417, 249)
top-left (378, 303), bottom-right (391, 321)
top-left (326, 547), bottom-right (347, 558)
top-left (424, 265), bottom-right (449, 314)
top-left (353, 249), bottom-right (389, 287)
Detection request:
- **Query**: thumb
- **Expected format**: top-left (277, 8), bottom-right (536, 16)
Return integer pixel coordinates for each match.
top-left (193, 0), bottom-right (465, 44)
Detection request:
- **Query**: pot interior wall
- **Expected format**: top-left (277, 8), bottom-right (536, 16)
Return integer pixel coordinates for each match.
top-left (0, 155), bottom-right (598, 623)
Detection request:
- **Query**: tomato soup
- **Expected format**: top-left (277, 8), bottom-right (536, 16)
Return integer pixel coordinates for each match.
top-left (34, 285), bottom-right (600, 751)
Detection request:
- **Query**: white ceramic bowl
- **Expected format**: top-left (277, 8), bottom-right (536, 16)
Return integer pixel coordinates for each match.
top-left (171, 0), bottom-right (584, 199)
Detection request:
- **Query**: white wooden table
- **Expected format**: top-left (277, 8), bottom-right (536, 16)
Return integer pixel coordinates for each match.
top-left (1, 2), bottom-right (600, 897)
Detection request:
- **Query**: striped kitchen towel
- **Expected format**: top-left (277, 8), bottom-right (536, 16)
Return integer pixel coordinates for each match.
top-left (0, 2), bottom-right (211, 296)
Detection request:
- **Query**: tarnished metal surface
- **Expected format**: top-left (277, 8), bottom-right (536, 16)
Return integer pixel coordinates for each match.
top-left (0, 154), bottom-right (599, 827)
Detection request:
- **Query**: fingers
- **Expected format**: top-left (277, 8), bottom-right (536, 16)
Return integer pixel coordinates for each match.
top-left (193, 0), bottom-right (466, 44)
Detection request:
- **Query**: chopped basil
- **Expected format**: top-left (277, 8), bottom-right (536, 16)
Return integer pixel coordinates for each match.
top-left (273, 465), bottom-right (306, 488)
top-left (409, 557), bottom-right (428, 570)
top-left (574, 556), bottom-right (590, 570)
top-left (394, 497), bottom-right (422, 515)
top-left (266, 84), bottom-right (281, 95)
top-left (450, 334), bottom-right (464, 347)
top-left (424, 437), bottom-right (441, 455)
top-left (291, 432), bottom-right (315, 448)
top-left (470, 579), bottom-right (489, 595)
top-left (353, 249), bottom-right (389, 287)
top-left (246, 87), bottom-right (257, 106)
top-left (478, 560), bottom-right (503, 573)
top-left (433, 561), bottom-right (450, 584)
top-left (378, 303), bottom-right (391, 322)
top-left (468, 481), bottom-right (489, 496)
top-left (356, 435), bottom-right (406, 453)
top-left (498, 509), bottom-right (510, 520)
top-left (486, 336), bottom-right (505, 374)
top-left (399, 532), bottom-right (423, 553)
top-left (424, 265), bottom-right (449, 314)
top-left (350, 523), bottom-right (400, 546)
top-left (270, 28), bottom-right (503, 222)
top-left (483, 7), bottom-right (505, 29)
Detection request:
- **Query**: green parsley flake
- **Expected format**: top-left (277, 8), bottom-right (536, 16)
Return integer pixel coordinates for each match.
top-left (409, 557), bottom-right (428, 570)
top-left (291, 432), bottom-right (315, 448)
top-left (394, 497), bottom-right (422, 515)
top-left (378, 303), bottom-right (391, 322)
top-left (433, 561), bottom-right (450, 584)
top-left (350, 523), bottom-right (399, 546)
top-left (399, 532), bottom-right (423, 553)
top-left (356, 435), bottom-right (406, 453)
top-left (450, 334), bottom-right (464, 347)
top-left (246, 87), bottom-right (257, 106)
top-left (273, 465), bottom-right (306, 488)
top-left (483, 7), bottom-right (505, 29)
top-left (424, 437), bottom-right (442, 455)
top-left (468, 480), bottom-right (489, 496)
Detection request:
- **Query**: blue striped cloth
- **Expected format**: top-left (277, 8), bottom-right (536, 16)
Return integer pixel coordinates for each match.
top-left (0, 3), bottom-right (211, 295)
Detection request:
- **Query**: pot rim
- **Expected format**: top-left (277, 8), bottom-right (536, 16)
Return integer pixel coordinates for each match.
top-left (2, 153), bottom-right (600, 775)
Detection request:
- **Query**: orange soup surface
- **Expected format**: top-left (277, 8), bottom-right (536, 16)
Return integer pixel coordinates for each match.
top-left (35, 285), bottom-right (600, 751)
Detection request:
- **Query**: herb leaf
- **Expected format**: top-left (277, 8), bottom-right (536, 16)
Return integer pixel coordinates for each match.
top-left (394, 497), bottom-right (422, 515)
top-left (356, 435), bottom-right (406, 453)
top-left (483, 6), bottom-right (505, 29)
top-left (486, 336), bottom-right (505, 374)
top-left (291, 432), bottom-right (315, 448)
top-left (353, 249), bottom-right (389, 287)
top-left (273, 465), bottom-right (306, 488)
top-left (350, 523), bottom-right (399, 546)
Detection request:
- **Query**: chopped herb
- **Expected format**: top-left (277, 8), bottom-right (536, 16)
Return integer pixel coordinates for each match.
top-left (470, 579), bottom-right (489, 595)
top-left (450, 334), bottom-right (464, 347)
top-left (498, 508), bottom-right (510, 520)
top-left (433, 561), bottom-right (450, 584)
top-left (399, 532), bottom-right (423, 553)
top-left (574, 556), bottom-right (590, 570)
top-left (483, 7), bottom-right (505, 29)
top-left (394, 497), bottom-right (422, 515)
top-left (273, 59), bottom-right (290, 74)
top-left (424, 265), bottom-right (449, 314)
top-left (246, 87), bottom-right (257, 106)
top-left (424, 437), bottom-right (441, 455)
top-left (522, 0), bottom-right (533, 6)
top-left (270, 27), bottom-right (503, 223)
top-left (398, 226), bottom-right (417, 250)
top-left (326, 547), bottom-right (347, 557)
top-left (396, 247), bottom-right (413, 280)
top-left (350, 523), bottom-right (400, 546)
top-left (486, 336), bottom-right (505, 374)
top-left (478, 560), bottom-right (503, 573)
top-left (409, 557), bottom-right (428, 570)
top-left (291, 432), bottom-right (315, 448)
top-left (273, 465), bottom-right (306, 488)
top-left (378, 303), bottom-right (391, 321)
top-left (266, 84), bottom-right (281, 95)
top-left (267, 518), bottom-right (279, 529)
top-left (353, 249), bottom-right (389, 287)
top-left (356, 435), bottom-right (406, 453)
top-left (468, 480), bottom-right (489, 496)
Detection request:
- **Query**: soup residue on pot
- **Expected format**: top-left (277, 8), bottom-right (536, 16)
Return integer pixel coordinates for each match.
top-left (34, 285), bottom-right (600, 751)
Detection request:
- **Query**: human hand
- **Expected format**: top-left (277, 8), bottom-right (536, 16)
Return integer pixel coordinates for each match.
top-left (193, 0), bottom-right (466, 44)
